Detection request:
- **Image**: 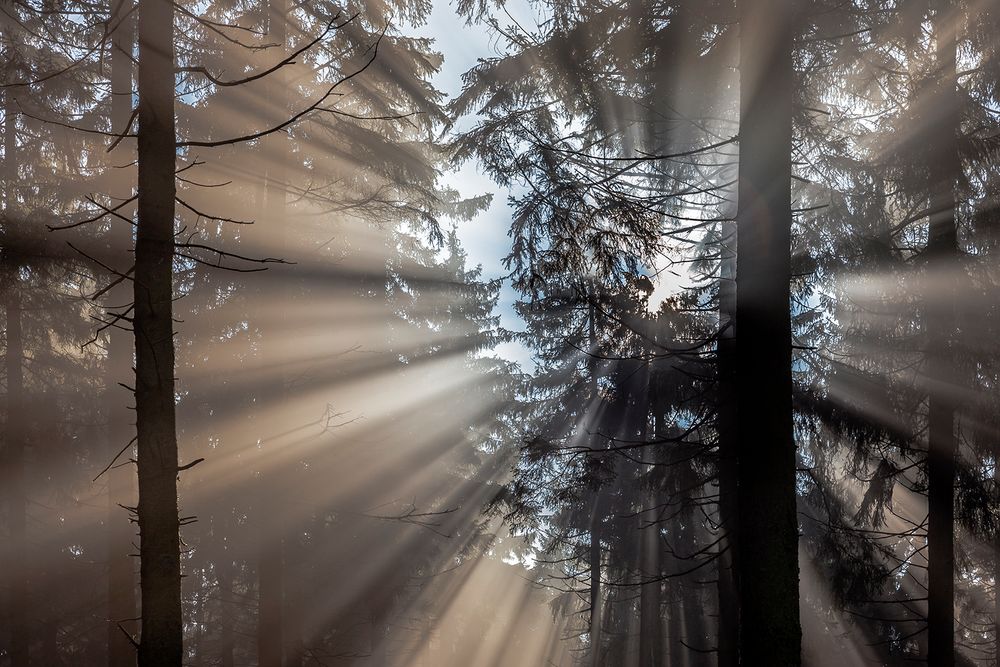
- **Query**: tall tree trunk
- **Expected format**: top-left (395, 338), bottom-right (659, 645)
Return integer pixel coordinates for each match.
top-left (667, 588), bottom-right (684, 667)
top-left (257, 2), bottom-right (290, 663)
top-left (40, 614), bottom-right (58, 666)
top-left (4, 266), bottom-right (28, 667)
top-left (638, 328), bottom-right (661, 667)
top-left (717, 216), bottom-right (739, 667)
top-left (638, 495), bottom-right (661, 667)
top-left (586, 293), bottom-right (603, 667)
top-left (107, 1), bottom-right (139, 664)
top-left (218, 552), bottom-right (235, 667)
top-left (682, 512), bottom-right (709, 666)
top-left (258, 538), bottom-right (284, 667)
top-left (589, 497), bottom-right (603, 667)
top-left (925, 1), bottom-right (959, 664)
top-left (735, 0), bottom-right (800, 664)
top-left (284, 529), bottom-right (306, 667)
top-left (994, 436), bottom-right (999, 667)
top-left (2, 59), bottom-right (30, 665)
top-left (134, 0), bottom-right (182, 663)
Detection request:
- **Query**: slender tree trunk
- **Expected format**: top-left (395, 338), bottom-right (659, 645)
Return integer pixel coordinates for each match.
top-left (685, 587), bottom-right (710, 666)
top-left (682, 518), bottom-right (709, 666)
top-left (216, 509), bottom-right (236, 667)
top-left (107, 2), bottom-right (139, 664)
top-left (258, 539), bottom-right (284, 667)
top-left (589, 498), bottom-right (603, 667)
top-left (735, 0), bottom-right (800, 664)
top-left (717, 216), bottom-right (739, 667)
top-left (218, 551), bottom-right (235, 667)
top-left (4, 266), bottom-right (29, 667)
top-left (638, 495), bottom-right (661, 667)
top-left (257, 3), bottom-right (290, 663)
top-left (284, 529), bottom-right (306, 667)
top-left (667, 589), bottom-right (684, 667)
top-left (994, 437), bottom-right (999, 667)
top-left (586, 293), bottom-right (604, 667)
top-left (925, 2), bottom-right (959, 664)
top-left (40, 614), bottom-right (58, 666)
top-left (638, 330), bottom-right (661, 667)
top-left (134, 0), bottom-right (182, 663)
top-left (2, 53), bottom-right (30, 664)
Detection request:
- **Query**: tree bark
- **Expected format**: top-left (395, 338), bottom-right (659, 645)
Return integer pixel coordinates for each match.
top-left (258, 539), bottom-right (284, 667)
top-left (735, 0), bottom-right (801, 664)
top-left (994, 436), bottom-right (999, 667)
top-left (717, 217), bottom-right (739, 667)
top-left (107, 2), bottom-right (139, 664)
top-left (638, 500), bottom-right (661, 667)
top-left (257, 2), bottom-right (290, 663)
top-left (218, 551), bottom-right (235, 667)
top-left (586, 293), bottom-right (604, 667)
top-left (925, 1), bottom-right (959, 664)
top-left (2, 48), bottom-right (30, 663)
top-left (134, 0), bottom-right (182, 663)
top-left (284, 529), bottom-right (306, 667)
top-left (667, 590), bottom-right (684, 667)
top-left (588, 497), bottom-right (603, 667)
top-left (4, 265), bottom-right (29, 667)
top-left (638, 329), bottom-right (661, 667)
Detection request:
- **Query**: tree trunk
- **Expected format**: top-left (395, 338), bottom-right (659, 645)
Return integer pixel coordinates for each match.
top-left (994, 436), bottom-right (999, 667)
top-left (218, 551), bottom-right (235, 667)
top-left (586, 293), bottom-right (604, 667)
top-left (925, 1), bottom-right (959, 664)
top-left (735, 0), bottom-right (800, 664)
top-left (107, 2), bottom-right (139, 664)
top-left (4, 266), bottom-right (29, 667)
top-left (638, 331), bottom-right (661, 667)
top-left (638, 496), bottom-right (662, 667)
top-left (258, 539), bottom-right (284, 667)
top-left (284, 529), bottom-right (306, 667)
top-left (717, 217), bottom-right (739, 667)
top-left (667, 590), bottom-right (684, 667)
top-left (2, 48), bottom-right (30, 663)
top-left (134, 0), bottom-right (182, 663)
top-left (589, 502), bottom-right (603, 667)
top-left (257, 2), bottom-right (290, 662)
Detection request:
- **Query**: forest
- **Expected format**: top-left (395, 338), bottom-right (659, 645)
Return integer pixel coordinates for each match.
top-left (1, 0), bottom-right (999, 665)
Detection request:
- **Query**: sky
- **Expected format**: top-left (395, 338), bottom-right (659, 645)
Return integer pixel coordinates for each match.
top-left (412, 1), bottom-right (540, 366)
top-left (414, 0), bottom-right (688, 367)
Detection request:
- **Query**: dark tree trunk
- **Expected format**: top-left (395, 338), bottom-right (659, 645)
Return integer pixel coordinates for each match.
top-left (735, 0), bottom-right (801, 664)
top-left (717, 217), bottom-right (739, 667)
top-left (4, 267), bottom-right (29, 667)
top-left (925, 1), bottom-right (959, 664)
top-left (218, 552), bottom-right (236, 667)
top-left (134, 0), bottom-right (182, 663)
top-left (257, 2), bottom-right (290, 663)
top-left (40, 614), bottom-right (59, 666)
top-left (3, 55), bottom-right (30, 665)
top-left (667, 590), bottom-right (684, 667)
top-left (638, 331), bottom-right (661, 667)
top-left (258, 539), bottom-right (284, 667)
top-left (589, 502), bottom-right (603, 667)
top-left (638, 499), bottom-right (662, 667)
top-left (683, 521), bottom-right (710, 666)
top-left (107, 2), bottom-right (139, 665)
top-left (586, 294), bottom-right (604, 667)
top-left (284, 530), bottom-right (306, 667)
top-left (995, 436), bottom-right (999, 667)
